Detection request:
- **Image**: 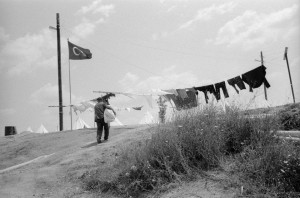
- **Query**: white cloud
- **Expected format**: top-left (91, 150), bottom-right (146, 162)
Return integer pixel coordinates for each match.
top-left (1, 29), bottom-right (57, 75)
top-left (167, 5), bottom-right (177, 13)
top-left (213, 4), bottom-right (299, 49)
top-left (179, 2), bottom-right (237, 29)
top-left (77, 0), bottom-right (101, 14)
top-left (94, 4), bottom-right (115, 17)
top-left (30, 83), bottom-right (76, 106)
top-left (77, 0), bottom-right (115, 17)
top-left (118, 66), bottom-right (204, 93)
top-left (119, 72), bottom-right (140, 92)
top-left (71, 18), bottom-right (102, 39)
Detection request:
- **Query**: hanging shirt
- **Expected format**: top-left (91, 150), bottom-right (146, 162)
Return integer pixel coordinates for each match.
top-left (176, 89), bottom-right (188, 100)
top-left (241, 65), bottom-right (270, 92)
top-left (227, 76), bottom-right (246, 94)
top-left (94, 101), bottom-right (109, 121)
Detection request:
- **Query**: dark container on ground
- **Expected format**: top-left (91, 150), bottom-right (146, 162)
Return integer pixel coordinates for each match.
top-left (5, 126), bottom-right (17, 136)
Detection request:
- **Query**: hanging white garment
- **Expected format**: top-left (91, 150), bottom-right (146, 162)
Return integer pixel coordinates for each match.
top-left (143, 95), bottom-right (153, 108)
top-left (163, 89), bottom-right (179, 96)
top-left (150, 89), bottom-right (172, 95)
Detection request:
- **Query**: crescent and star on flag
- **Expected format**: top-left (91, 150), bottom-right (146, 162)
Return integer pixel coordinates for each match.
top-left (68, 41), bottom-right (92, 60)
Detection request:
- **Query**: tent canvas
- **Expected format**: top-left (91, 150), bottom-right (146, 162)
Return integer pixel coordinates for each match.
top-left (110, 117), bottom-right (124, 126)
top-left (74, 117), bottom-right (91, 129)
top-left (26, 127), bottom-right (33, 132)
top-left (139, 111), bottom-right (155, 124)
top-left (36, 124), bottom-right (48, 133)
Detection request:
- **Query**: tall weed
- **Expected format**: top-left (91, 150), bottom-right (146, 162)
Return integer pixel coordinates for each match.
top-left (81, 103), bottom-right (299, 197)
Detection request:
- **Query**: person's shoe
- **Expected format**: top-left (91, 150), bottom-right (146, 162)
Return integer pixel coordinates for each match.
top-left (103, 139), bottom-right (108, 143)
top-left (97, 139), bottom-right (102, 144)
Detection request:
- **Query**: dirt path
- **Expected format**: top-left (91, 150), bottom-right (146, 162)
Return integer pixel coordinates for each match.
top-left (0, 125), bottom-right (150, 198)
top-left (0, 125), bottom-right (239, 198)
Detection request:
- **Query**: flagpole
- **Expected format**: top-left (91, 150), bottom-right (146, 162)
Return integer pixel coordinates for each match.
top-left (68, 38), bottom-right (73, 131)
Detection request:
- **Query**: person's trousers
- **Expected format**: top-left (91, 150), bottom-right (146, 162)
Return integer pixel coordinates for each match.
top-left (96, 118), bottom-right (109, 142)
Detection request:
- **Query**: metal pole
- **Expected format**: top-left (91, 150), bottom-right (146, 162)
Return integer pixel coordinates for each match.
top-left (56, 13), bottom-right (63, 131)
top-left (260, 51), bottom-right (268, 101)
top-left (283, 47), bottom-right (296, 103)
top-left (68, 40), bottom-right (73, 131)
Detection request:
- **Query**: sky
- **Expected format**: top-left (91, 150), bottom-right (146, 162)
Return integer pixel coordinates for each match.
top-left (0, 0), bottom-right (299, 134)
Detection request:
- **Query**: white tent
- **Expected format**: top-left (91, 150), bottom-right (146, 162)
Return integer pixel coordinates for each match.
top-left (139, 111), bottom-right (155, 124)
top-left (26, 127), bottom-right (33, 132)
top-left (36, 124), bottom-right (48, 134)
top-left (110, 117), bottom-right (124, 126)
top-left (74, 117), bottom-right (91, 129)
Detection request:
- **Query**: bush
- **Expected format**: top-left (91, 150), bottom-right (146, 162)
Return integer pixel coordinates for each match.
top-left (80, 104), bottom-right (299, 197)
top-left (235, 139), bottom-right (300, 196)
top-left (278, 103), bottom-right (300, 130)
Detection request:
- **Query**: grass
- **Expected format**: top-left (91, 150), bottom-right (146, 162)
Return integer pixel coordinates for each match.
top-left (80, 103), bottom-right (300, 198)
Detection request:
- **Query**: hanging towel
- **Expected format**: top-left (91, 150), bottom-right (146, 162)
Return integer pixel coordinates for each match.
top-left (195, 85), bottom-right (216, 104)
top-left (164, 89), bottom-right (179, 96)
top-left (143, 95), bottom-right (153, 108)
top-left (241, 65), bottom-right (270, 92)
top-left (176, 89), bottom-right (188, 100)
top-left (214, 81), bottom-right (229, 100)
top-left (227, 76), bottom-right (246, 94)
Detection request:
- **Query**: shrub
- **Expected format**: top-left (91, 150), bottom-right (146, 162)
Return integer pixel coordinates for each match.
top-left (80, 103), bottom-right (299, 197)
top-left (235, 139), bottom-right (300, 196)
top-left (278, 103), bottom-right (300, 130)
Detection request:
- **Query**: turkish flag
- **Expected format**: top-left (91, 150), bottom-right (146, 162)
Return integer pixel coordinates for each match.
top-left (68, 41), bottom-right (92, 60)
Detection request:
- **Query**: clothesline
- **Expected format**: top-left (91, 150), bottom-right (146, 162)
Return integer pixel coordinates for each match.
top-left (71, 99), bottom-right (144, 114)
top-left (92, 65), bottom-right (270, 111)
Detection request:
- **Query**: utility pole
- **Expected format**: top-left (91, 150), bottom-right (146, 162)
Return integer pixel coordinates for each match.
top-left (283, 47), bottom-right (296, 103)
top-left (261, 51), bottom-right (268, 101)
top-left (56, 13), bottom-right (63, 131)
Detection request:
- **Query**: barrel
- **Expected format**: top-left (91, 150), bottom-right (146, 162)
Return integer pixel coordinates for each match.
top-left (5, 126), bottom-right (17, 136)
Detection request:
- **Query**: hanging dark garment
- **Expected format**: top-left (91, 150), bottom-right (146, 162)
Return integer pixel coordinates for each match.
top-left (176, 89), bottom-right (188, 99)
top-left (184, 90), bottom-right (198, 108)
top-left (195, 85), bottom-right (216, 104)
top-left (214, 81), bottom-right (229, 100)
top-left (241, 65), bottom-right (270, 92)
top-left (227, 76), bottom-right (246, 94)
top-left (186, 87), bottom-right (198, 95)
top-left (164, 90), bottom-right (197, 110)
top-left (164, 94), bottom-right (184, 110)
top-left (132, 106), bottom-right (143, 110)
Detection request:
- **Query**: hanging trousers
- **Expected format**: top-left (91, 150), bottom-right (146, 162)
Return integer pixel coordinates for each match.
top-left (214, 81), bottom-right (229, 100)
top-left (195, 85), bottom-right (216, 104)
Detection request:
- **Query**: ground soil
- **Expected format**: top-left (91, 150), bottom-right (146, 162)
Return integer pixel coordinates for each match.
top-left (0, 125), bottom-right (240, 198)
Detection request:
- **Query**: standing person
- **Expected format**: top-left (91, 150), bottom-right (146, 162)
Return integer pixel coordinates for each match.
top-left (94, 97), bottom-right (116, 143)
